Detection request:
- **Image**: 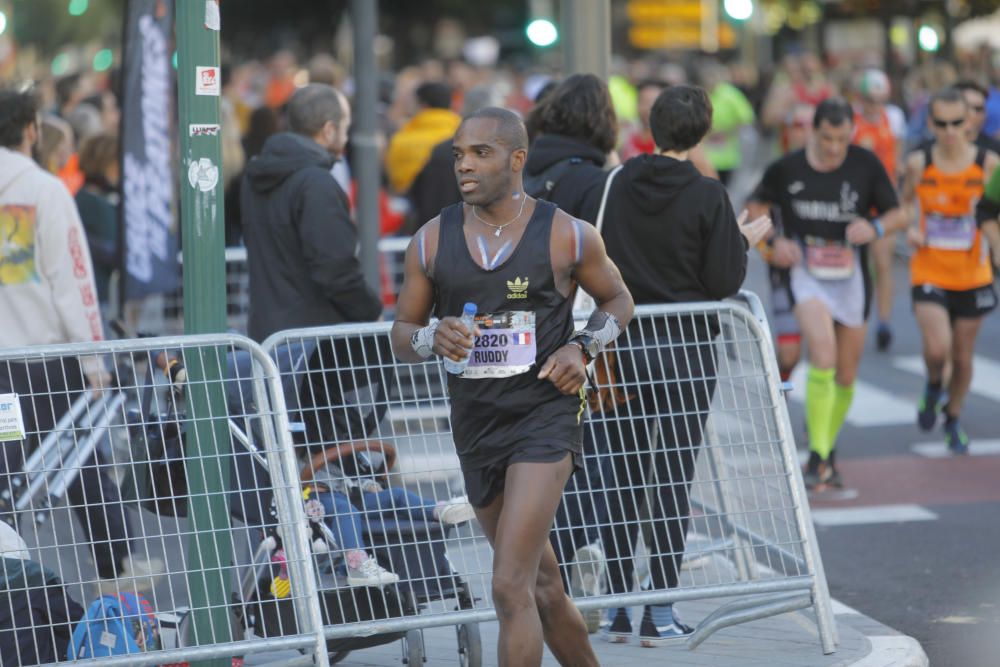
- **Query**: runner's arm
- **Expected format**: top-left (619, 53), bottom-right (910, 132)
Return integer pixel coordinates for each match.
top-left (537, 218), bottom-right (634, 395)
top-left (901, 151), bottom-right (926, 246)
top-left (859, 151), bottom-right (907, 238)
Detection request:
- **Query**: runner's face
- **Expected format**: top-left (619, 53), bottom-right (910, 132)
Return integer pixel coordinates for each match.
top-left (928, 99), bottom-right (968, 149)
top-left (452, 118), bottom-right (525, 206)
top-left (812, 120), bottom-right (851, 169)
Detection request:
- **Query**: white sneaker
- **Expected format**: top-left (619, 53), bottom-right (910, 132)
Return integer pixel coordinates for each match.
top-left (96, 555), bottom-right (165, 595)
top-left (570, 542), bottom-right (607, 634)
top-left (346, 556), bottom-right (399, 587)
top-left (436, 496), bottom-right (476, 526)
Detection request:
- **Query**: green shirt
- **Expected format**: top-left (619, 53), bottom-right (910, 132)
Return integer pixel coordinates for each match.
top-left (986, 162), bottom-right (1000, 203)
top-left (705, 82), bottom-right (755, 172)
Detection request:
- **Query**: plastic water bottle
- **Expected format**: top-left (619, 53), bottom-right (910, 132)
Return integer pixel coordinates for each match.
top-left (443, 302), bottom-right (478, 375)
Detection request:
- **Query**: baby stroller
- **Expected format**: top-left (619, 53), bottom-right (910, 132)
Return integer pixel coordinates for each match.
top-left (255, 338), bottom-right (482, 665)
top-left (130, 341), bottom-right (481, 665)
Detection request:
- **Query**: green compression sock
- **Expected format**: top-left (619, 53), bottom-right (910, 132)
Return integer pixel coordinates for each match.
top-left (829, 382), bottom-right (856, 449)
top-left (806, 367), bottom-right (836, 460)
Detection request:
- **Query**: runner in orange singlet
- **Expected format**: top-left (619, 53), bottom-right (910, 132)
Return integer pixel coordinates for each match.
top-left (902, 87), bottom-right (999, 453)
top-left (853, 69), bottom-right (903, 351)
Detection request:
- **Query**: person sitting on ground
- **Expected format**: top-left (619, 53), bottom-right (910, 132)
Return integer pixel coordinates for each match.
top-left (306, 454), bottom-right (476, 587)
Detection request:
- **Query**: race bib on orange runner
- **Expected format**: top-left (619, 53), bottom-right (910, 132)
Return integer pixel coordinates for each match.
top-left (925, 213), bottom-right (976, 251)
top-left (804, 236), bottom-right (855, 280)
top-left (462, 311), bottom-right (537, 379)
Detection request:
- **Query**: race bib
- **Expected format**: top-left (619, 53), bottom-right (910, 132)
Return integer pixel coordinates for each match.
top-left (804, 236), bottom-right (855, 280)
top-left (462, 311), bottom-right (537, 379)
top-left (925, 213), bottom-right (976, 251)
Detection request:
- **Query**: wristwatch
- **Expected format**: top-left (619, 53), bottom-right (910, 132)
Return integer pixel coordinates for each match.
top-left (568, 332), bottom-right (600, 364)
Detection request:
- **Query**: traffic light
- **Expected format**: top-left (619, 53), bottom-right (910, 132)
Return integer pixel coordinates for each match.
top-left (724, 0), bottom-right (754, 21)
top-left (68, 0), bottom-right (88, 16)
top-left (526, 18), bottom-right (558, 47)
top-left (918, 24), bottom-right (940, 52)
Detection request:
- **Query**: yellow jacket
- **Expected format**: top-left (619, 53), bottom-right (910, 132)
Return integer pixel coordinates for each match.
top-left (385, 108), bottom-right (462, 194)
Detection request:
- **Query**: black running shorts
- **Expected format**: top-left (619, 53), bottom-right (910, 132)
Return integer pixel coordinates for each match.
top-left (911, 283), bottom-right (998, 320)
top-left (461, 445), bottom-right (583, 508)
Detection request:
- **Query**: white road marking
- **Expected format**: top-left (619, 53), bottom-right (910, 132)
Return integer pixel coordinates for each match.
top-left (911, 439), bottom-right (1000, 458)
top-left (810, 503), bottom-right (937, 527)
top-left (893, 355), bottom-right (1000, 403)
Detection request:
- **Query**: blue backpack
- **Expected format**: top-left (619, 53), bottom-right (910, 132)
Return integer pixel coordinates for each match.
top-left (68, 592), bottom-right (159, 660)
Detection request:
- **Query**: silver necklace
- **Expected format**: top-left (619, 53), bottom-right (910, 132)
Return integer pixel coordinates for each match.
top-left (472, 194), bottom-right (527, 237)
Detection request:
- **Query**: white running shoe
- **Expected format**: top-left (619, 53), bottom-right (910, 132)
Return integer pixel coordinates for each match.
top-left (346, 556), bottom-right (399, 587)
top-left (570, 542), bottom-right (607, 633)
top-left (436, 496), bottom-right (477, 526)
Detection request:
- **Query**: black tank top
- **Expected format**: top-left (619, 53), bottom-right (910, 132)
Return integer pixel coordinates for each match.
top-left (433, 200), bottom-right (581, 467)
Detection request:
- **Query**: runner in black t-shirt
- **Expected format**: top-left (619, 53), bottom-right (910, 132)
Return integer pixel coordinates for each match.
top-left (748, 98), bottom-right (905, 491)
top-left (391, 107), bottom-right (633, 667)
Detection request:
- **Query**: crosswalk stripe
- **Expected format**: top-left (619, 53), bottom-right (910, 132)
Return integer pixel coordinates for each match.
top-left (810, 503), bottom-right (937, 527)
top-left (788, 365), bottom-right (915, 427)
top-left (911, 439), bottom-right (1000, 459)
top-left (893, 355), bottom-right (1000, 403)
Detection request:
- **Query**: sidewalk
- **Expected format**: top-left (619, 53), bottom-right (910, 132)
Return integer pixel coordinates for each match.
top-left (322, 594), bottom-right (927, 667)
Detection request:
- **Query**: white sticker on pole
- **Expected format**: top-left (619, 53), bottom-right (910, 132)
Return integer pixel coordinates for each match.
top-left (195, 66), bottom-right (220, 96)
top-left (190, 124), bottom-right (221, 137)
top-left (0, 394), bottom-right (26, 442)
top-left (188, 157), bottom-right (220, 192)
top-left (205, 0), bottom-right (221, 31)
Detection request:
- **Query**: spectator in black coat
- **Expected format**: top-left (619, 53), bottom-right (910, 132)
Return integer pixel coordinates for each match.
top-left (241, 85), bottom-right (386, 448)
top-left (596, 85), bottom-right (770, 645)
top-left (241, 84), bottom-right (381, 342)
top-left (522, 73), bottom-right (617, 221)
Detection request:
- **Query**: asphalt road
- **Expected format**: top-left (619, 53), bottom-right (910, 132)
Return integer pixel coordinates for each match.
top-left (745, 254), bottom-right (1000, 667)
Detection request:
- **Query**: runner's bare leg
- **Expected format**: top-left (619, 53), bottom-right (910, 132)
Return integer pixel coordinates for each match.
top-left (474, 455), bottom-right (599, 667)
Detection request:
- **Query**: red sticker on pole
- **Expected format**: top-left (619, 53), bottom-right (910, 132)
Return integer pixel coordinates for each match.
top-left (195, 66), bottom-right (220, 96)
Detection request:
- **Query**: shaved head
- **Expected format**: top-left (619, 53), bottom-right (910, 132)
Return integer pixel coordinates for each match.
top-left (459, 107), bottom-right (528, 152)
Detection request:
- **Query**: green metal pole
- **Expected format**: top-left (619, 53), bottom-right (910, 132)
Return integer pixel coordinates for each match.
top-left (176, 1), bottom-right (233, 664)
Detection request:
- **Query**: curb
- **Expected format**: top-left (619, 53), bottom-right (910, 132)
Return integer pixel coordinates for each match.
top-left (835, 600), bottom-right (929, 667)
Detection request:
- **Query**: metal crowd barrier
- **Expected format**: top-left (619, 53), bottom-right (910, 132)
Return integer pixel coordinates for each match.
top-left (152, 238), bottom-right (412, 336)
top-left (257, 294), bottom-right (838, 658)
top-left (0, 335), bottom-right (327, 667)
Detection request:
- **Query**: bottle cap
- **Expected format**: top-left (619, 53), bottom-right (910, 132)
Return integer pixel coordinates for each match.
top-left (462, 302), bottom-right (477, 315)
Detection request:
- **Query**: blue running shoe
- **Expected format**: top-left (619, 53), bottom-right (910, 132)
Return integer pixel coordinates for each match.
top-left (638, 604), bottom-right (693, 647)
top-left (876, 322), bottom-right (893, 352)
top-left (600, 607), bottom-right (631, 643)
top-left (917, 386), bottom-right (942, 431)
top-left (944, 419), bottom-right (969, 455)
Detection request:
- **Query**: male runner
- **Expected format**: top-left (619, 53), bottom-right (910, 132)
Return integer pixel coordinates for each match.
top-left (749, 97), bottom-right (905, 490)
top-left (390, 107), bottom-right (633, 667)
top-left (853, 68), bottom-right (905, 351)
top-left (902, 87), bottom-right (998, 453)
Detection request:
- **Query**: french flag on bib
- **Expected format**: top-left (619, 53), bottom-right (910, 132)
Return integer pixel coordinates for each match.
top-left (513, 332), bottom-right (531, 345)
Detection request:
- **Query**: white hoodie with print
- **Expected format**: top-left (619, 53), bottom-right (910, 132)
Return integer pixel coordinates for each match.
top-left (0, 147), bottom-right (104, 371)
